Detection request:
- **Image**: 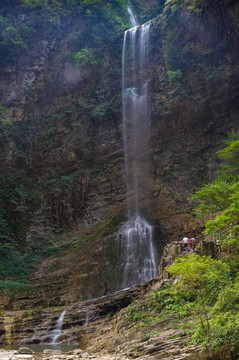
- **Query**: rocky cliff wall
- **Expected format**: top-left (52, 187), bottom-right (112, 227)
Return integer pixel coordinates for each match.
top-left (0, 0), bottom-right (239, 306)
top-left (0, 2), bottom-right (128, 304)
top-left (148, 0), bottom-right (239, 240)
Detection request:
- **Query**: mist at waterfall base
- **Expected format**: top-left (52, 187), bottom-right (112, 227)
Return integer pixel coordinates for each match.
top-left (114, 4), bottom-right (158, 291)
top-left (115, 217), bottom-right (157, 290)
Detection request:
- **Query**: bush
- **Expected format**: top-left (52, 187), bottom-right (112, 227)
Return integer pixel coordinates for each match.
top-left (0, 280), bottom-right (29, 296)
top-left (167, 69), bottom-right (182, 84)
top-left (190, 131), bottom-right (239, 253)
top-left (74, 47), bottom-right (96, 68)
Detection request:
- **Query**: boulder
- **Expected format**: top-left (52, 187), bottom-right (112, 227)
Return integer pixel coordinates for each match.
top-left (68, 349), bottom-right (84, 355)
top-left (18, 347), bottom-right (34, 354)
top-left (43, 349), bottom-right (62, 355)
top-left (81, 353), bottom-right (89, 358)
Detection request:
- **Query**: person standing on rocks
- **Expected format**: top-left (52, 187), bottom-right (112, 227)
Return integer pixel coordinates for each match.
top-left (188, 237), bottom-right (196, 249)
top-left (182, 237), bottom-right (189, 249)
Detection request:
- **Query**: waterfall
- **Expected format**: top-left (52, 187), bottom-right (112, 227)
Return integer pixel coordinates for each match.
top-left (116, 216), bottom-right (157, 289)
top-left (115, 2), bottom-right (157, 290)
top-left (127, 1), bottom-right (139, 27)
top-left (85, 311), bottom-right (89, 326)
top-left (51, 310), bottom-right (66, 344)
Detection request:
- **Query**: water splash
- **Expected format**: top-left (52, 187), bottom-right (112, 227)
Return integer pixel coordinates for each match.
top-left (115, 216), bottom-right (157, 289)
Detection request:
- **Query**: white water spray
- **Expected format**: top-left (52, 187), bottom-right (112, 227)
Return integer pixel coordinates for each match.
top-left (51, 310), bottom-right (66, 344)
top-left (116, 217), bottom-right (157, 288)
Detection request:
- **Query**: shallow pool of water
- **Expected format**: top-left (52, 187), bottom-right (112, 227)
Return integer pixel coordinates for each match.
top-left (2, 344), bottom-right (80, 353)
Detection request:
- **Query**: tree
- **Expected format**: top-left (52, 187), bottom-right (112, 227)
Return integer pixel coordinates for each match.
top-left (190, 131), bottom-right (239, 252)
top-left (166, 254), bottom-right (230, 336)
top-left (74, 48), bottom-right (96, 69)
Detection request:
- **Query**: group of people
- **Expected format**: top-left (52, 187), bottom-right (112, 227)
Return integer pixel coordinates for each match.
top-left (180, 233), bottom-right (222, 252)
top-left (182, 237), bottom-right (195, 249)
top-left (205, 234), bottom-right (221, 252)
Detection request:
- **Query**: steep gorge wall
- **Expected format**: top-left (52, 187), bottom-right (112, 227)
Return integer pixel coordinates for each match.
top-left (0, 0), bottom-right (239, 307)
top-left (0, 2), bottom-right (128, 305)
top-left (148, 0), bottom-right (239, 240)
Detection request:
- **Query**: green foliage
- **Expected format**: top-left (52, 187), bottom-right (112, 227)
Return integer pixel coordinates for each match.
top-left (0, 14), bottom-right (35, 67)
top-left (166, 255), bottom-right (238, 349)
top-left (148, 281), bottom-right (196, 318)
top-left (74, 47), bottom-right (96, 69)
top-left (167, 69), bottom-right (182, 84)
top-left (76, 93), bottom-right (118, 121)
top-left (20, 0), bottom-right (129, 28)
top-left (205, 312), bottom-right (239, 350)
top-left (0, 170), bottom-right (43, 280)
top-left (217, 135), bottom-right (239, 181)
top-left (130, 0), bottom-right (166, 23)
top-left (190, 180), bottom-right (235, 215)
top-left (191, 279), bottom-right (239, 349)
top-left (0, 0), bottom-right (128, 69)
top-left (0, 105), bottom-right (15, 143)
top-left (0, 280), bottom-right (29, 296)
top-left (213, 279), bottom-right (239, 314)
top-left (127, 305), bottom-right (152, 325)
top-left (163, 0), bottom-right (180, 14)
top-left (190, 131), bottom-right (239, 250)
top-left (128, 305), bottom-right (143, 322)
top-left (187, 0), bottom-right (205, 13)
top-left (45, 169), bottom-right (89, 193)
top-left (0, 250), bottom-right (39, 279)
top-left (166, 255), bottom-right (230, 303)
top-left (0, 104), bottom-right (11, 123)
top-left (163, 9), bottom-right (204, 74)
top-left (164, 28), bottom-right (180, 72)
top-left (162, 0), bottom-right (227, 106)
top-left (125, 254), bottom-right (238, 349)
top-left (163, 0), bottom-right (211, 14)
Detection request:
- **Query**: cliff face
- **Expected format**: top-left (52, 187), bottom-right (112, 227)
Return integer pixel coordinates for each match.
top-left (0, 0), bottom-right (239, 307)
top-left (0, 1), bottom-right (127, 305)
top-left (149, 0), bottom-right (239, 240)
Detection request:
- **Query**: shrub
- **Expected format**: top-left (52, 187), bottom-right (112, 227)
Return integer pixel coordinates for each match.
top-left (167, 69), bottom-right (182, 84)
top-left (74, 47), bottom-right (96, 69)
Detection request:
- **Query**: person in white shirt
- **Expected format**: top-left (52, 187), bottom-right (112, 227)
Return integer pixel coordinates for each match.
top-left (182, 237), bottom-right (189, 249)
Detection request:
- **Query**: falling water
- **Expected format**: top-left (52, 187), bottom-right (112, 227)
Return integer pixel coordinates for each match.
top-left (127, 1), bottom-right (139, 27)
top-left (85, 311), bottom-right (89, 326)
top-left (115, 2), bottom-right (157, 290)
top-left (116, 216), bottom-right (157, 289)
top-left (51, 310), bottom-right (66, 344)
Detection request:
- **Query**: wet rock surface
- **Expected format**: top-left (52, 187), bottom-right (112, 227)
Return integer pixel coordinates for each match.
top-left (0, 284), bottom-right (151, 346)
top-left (0, 240), bottom-right (238, 360)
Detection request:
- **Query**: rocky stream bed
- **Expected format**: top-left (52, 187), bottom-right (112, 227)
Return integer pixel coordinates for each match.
top-left (0, 348), bottom-right (120, 360)
top-left (0, 340), bottom-right (237, 360)
top-left (1, 243), bottom-right (238, 360)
